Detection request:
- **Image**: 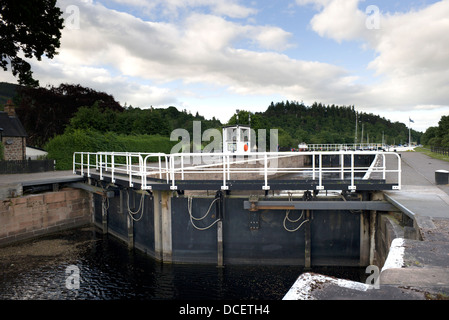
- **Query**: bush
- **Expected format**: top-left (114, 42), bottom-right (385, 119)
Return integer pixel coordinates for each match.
top-left (0, 141), bottom-right (4, 160)
top-left (45, 129), bottom-right (177, 170)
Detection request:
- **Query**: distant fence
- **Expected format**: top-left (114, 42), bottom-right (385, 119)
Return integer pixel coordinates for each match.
top-left (0, 159), bottom-right (55, 174)
top-left (431, 146), bottom-right (449, 157)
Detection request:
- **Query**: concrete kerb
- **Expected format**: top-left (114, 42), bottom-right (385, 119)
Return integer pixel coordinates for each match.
top-left (284, 185), bottom-right (449, 300)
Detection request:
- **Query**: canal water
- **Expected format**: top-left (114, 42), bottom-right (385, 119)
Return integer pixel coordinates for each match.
top-left (0, 226), bottom-right (366, 300)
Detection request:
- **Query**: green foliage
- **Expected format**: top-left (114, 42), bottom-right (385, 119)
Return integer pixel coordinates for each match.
top-left (423, 115), bottom-right (449, 147)
top-left (0, 0), bottom-right (64, 86)
top-left (67, 104), bottom-right (222, 138)
top-left (0, 82), bottom-right (19, 106)
top-left (0, 141), bottom-right (4, 160)
top-left (226, 101), bottom-right (422, 149)
top-left (16, 83), bottom-right (123, 147)
top-left (45, 129), bottom-right (176, 170)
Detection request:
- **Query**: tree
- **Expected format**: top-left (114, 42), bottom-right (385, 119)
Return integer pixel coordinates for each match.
top-left (16, 83), bottom-right (123, 146)
top-left (421, 126), bottom-right (438, 146)
top-left (0, 0), bottom-right (64, 86)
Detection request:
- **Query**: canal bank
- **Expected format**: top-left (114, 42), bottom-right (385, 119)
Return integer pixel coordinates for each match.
top-left (284, 151), bottom-right (449, 300)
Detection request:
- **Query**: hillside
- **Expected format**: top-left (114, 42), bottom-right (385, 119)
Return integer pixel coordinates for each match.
top-left (0, 82), bottom-right (19, 107)
top-left (0, 81), bottom-right (422, 149)
top-left (227, 101), bottom-right (422, 148)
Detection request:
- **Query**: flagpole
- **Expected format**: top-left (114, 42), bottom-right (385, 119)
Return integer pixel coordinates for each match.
top-left (408, 117), bottom-right (411, 147)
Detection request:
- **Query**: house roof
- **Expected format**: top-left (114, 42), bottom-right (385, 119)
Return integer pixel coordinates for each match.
top-left (0, 111), bottom-right (27, 137)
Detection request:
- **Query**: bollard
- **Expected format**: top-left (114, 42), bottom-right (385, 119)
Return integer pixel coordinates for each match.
top-left (435, 170), bottom-right (449, 185)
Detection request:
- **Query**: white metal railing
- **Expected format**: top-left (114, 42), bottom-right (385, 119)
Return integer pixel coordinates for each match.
top-left (73, 151), bottom-right (401, 191)
top-left (305, 143), bottom-right (387, 151)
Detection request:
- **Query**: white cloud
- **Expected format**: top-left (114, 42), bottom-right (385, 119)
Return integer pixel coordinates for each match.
top-left (105, 0), bottom-right (258, 19)
top-left (32, 0), bottom-right (349, 107)
top-left (294, 0), bottom-right (449, 123)
top-left (308, 0), bottom-right (366, 42)
top-left (2, 0), bottom-right (447, 131)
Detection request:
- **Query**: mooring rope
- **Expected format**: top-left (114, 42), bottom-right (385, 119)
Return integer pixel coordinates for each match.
top-left (102, 195), bottom-right (109, 216)
top-left (127, 190), bottom-right (145, 222)
top-left (283, 192), bottom-right (309, 232)
top-left (187, 196), bottom-right (220, 231)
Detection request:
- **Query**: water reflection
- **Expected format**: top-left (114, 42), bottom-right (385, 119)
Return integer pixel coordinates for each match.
top-left (0, 226), bottom-right (364, 300)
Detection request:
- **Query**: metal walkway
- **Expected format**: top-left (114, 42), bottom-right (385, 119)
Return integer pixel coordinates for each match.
top-left (73, 151), bottom-right (401, 191)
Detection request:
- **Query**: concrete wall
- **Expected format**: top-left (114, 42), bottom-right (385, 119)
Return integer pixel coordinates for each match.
top-left (374, 213), bottom-right (404, 267)
top-left (0, 188), bottom-right (92, 245)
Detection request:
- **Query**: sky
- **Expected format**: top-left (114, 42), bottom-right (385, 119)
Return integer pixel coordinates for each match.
top-left (2, 0), bottom-right (449, 133)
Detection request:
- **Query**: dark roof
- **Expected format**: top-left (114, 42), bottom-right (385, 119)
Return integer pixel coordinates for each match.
top-left (0, 112), bottom-right (27, 137)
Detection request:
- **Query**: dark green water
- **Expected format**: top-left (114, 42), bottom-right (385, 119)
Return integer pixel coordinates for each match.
top-left (0, 226), bottom-right (365, 300)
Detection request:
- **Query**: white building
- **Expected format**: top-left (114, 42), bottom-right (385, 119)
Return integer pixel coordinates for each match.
top-left (222, 125), bottom-right (251, 154)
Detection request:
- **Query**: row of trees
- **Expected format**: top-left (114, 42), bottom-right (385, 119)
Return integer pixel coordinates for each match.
top-left (68, 103), bottom-right (222, 138)
top-left (227, 101), bottom-right (421, 149)
top-left (4, 82), bottom-right (423, 153)
top-left (421, 115), bottom-right (449, 147)
top-left (7, 83), bottom-right (221, 148)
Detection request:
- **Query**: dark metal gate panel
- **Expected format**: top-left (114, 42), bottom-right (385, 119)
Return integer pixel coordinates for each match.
top-left (171, 197), bottom-right (218, 264)
top-left (133, 193), bottom-right (155, 256)
top-left (310, 210), bottom-right (360, 266)
top-left (223, 198), bottom-right (307, 265)
top-left (105, 193), bottom-right (128, 240)
top-left (170, 196), bottom-right (361, 266)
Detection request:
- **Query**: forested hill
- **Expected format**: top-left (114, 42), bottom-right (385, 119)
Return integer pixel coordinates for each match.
top-left (0, 82), bottom-right (18, 106)
top-left (0, 81), bottom-right (421, 148)
top-left (227, 101), bottom-right (422, 147)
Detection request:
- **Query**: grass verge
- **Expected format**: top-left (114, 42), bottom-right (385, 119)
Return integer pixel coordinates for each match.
top-left (415, 147), bottom-right (449, 163)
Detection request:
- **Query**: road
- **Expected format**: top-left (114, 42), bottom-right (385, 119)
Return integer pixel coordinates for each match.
top-left (399, 150), bottom-right (449, 196)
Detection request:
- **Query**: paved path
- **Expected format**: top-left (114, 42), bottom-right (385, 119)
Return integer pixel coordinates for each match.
top-left (385, 151), bottom-right (449, 219)
top-left (400, 151), bottom-right (449, 194)
top-left (0, 170), bottom-right (80, 187)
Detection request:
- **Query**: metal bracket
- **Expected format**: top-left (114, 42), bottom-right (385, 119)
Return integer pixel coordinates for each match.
top-left (249, 211), bottom-right (260, 230)
top-left (248, 195), bottom-right (260, 230)
top-left (248, 195), bottom-right (259, 212)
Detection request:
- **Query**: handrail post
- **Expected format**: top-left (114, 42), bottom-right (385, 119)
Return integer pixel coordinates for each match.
top-left (317, 153), bottom-right (323, 190)
top-left (73, 152), bottom-right (77, 174)
top-left (312, 153), bottom-right (315, 180)
top-left (87, 153), bottom-right (91, 177)
top-left (262, 153), bottom-right (270, 190)
top-left (340, 152), bottom-right (344, 180)
top-left (170, 154), bottom-right (177, 190)
top-left (165, 155), bottom-right (169, 183)
top-left (396, 153), bottom-right (402, 190)
top-left (158, 155), bottom-right (162, 179)
top-left (221, 154), bottom-right (228, 190)
top-left (349, 152), bottom-right (356, 190)
top-left (128, 153), bottom-right (133, 188)
top-left (181, 155), bottom-right (184, 180)
top-left (81, 153), bottom-right (84, 177)
top-left (139, 153), bottom-right (144, 190)
top-left (111, 152), bottom-right (115, 183)
top-left (99, 153), bottom-right (104, 180)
